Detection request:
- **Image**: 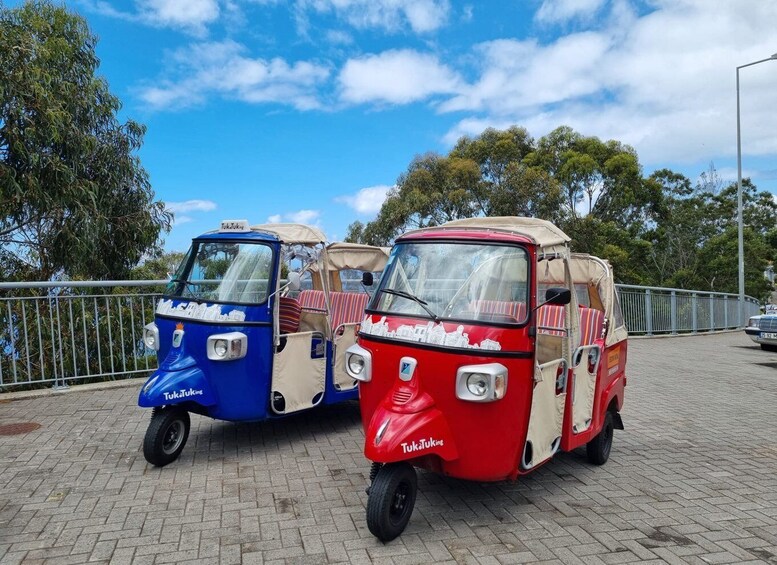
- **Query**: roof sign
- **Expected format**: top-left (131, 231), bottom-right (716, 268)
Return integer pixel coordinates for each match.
top-left (220, 219), bottom-right (250, 232)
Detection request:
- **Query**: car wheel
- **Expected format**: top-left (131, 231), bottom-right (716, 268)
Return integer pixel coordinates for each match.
top-left (143, 407), bottom-right (190, 467)
top-left (366, 463), bottom-right (417, 542)
top-left (586, 410), bottom-right (614, 465)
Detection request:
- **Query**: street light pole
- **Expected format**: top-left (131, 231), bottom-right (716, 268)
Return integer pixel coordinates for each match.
top-left (736, 53), bottom-right (777, 326)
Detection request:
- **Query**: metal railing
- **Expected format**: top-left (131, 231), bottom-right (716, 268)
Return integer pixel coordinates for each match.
top-left (0, 280), bottom-right (166, 391)
top-left (0, 280), bottom-right (765, 391)
top-left (616, 285), bottom-right (761, 335)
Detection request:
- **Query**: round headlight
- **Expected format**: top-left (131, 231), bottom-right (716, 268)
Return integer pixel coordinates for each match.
top-left (143, 329), bottom-right (156, 349)
top-left (214, 339), bottom-right (228, 357)
top-left (347, 354), bottom-right (365, 375)
top-left (466, 373), bottom-right (489, 396)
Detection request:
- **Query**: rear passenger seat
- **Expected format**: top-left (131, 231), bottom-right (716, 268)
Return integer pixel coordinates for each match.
top-left (469, 300), bottom-right (527, 322)
top-left (537, 304), bottom-right (566, 337)
top-left (298, 289), bottom-right (326, 312)
top-left (579, 307), bottom-right (605, 345)
top-left (537, 305), bottom-right (605, 346)
top-left (298, 289), bottom-right (369, 333)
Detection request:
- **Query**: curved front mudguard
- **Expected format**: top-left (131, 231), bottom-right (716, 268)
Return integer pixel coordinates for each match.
top-left (138, 366), bottom-right (218, 408)
top-left (364, 404), bottom-right (459, 464)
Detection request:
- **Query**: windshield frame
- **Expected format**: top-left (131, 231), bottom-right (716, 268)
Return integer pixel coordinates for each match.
top-left (366, 239), bottom-right (532, 329)
top-left (162, 237), bottom-right (277, 307)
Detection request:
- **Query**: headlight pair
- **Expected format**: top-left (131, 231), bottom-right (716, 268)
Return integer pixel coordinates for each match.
top-left (456, 364), bottom-right (508, 402)
top-left (206, 332), bottom-right (248, 361)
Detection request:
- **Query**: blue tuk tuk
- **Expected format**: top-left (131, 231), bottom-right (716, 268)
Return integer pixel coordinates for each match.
top-left (138, 220), bottom-right (388, 466)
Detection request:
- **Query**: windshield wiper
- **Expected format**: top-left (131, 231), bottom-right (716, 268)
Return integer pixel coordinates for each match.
top-left (169, 278), bottom-right (202, 302)
top-left (380, 288), bottom-right (441, 323)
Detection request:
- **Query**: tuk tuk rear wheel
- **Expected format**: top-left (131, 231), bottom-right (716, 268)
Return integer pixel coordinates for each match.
top-left (143, 407), bottom-right (190, 467)
top-left (586, 410), bottom-right (614, 465)
top-left (366, 462), bottom-right (417, 542)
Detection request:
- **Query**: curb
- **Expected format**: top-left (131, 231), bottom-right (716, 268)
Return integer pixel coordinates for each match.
top-left (1, 377), bottom-right (146, 402)
top-left (628, 328), bottom-right (744, 339)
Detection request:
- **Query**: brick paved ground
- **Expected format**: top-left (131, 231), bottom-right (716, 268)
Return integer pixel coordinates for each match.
top-left (1, 332), bottom-right (776, 564)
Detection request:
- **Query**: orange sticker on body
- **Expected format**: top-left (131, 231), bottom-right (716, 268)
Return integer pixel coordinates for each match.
top-left (607, 349), bottom-right (620, 368)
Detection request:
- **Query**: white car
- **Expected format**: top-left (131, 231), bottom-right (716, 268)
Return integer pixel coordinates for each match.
top-left (746, 314), bottom-right (777, 351)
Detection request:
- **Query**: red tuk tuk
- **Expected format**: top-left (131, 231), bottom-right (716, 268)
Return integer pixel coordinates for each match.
top-left (344, 217), bottom-right (628, 541)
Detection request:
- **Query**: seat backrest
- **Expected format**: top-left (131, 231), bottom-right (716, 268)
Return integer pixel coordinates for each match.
top-left (579, 307), bottom-right (605, 346)
top-left (470, 300), bottom-right (527, 322)
top-left (537, 304), bottom-right (566, 336)
top-left (278, 296), bottom-right (302, 334)
top-left (329, 292), bottom-right (370, 331)
top-left (298, 289), bottom-right (326, 312)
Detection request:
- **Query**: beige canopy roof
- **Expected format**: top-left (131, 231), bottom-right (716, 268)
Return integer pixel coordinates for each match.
top-left (409, 217), bottom-right (571, 252)
top-left (319, 242), bottom-right (390, 273)
top-left (250, 223), bottom-right (326, 245)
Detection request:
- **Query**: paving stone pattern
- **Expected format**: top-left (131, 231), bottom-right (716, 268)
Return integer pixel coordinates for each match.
top-left (1, 333), bottom-right (777, 564)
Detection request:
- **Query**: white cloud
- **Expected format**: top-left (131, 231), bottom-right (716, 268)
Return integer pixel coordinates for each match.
top-left (79, 0), bottom-right (219, 36)
top-left (325, 29), bottom-right (353, 45)
top-left (535, 0), bottom-right (607, 25)
top-left (288, 209), bottom-right (321, 224)
top-left (136, 0), bottom-right (219, 35)
top-left (137, 40), bottom-right (330, 110)
top-left (166, 199), bottom-right (218, 214)
top-left (335, 185), bottom-right (393, 215)
top-left (339, 49), bottom-right (461, 104)
top-left (442, 1), bottom-right (777, 166)
top-left (296, 0), bottom-right (450, 34)
top-left (440, 33), bottom-right (610, 114)
top-left (267, 210), bottom-right (321, 224)
top-left (166, 199), bottom-right (217, 226)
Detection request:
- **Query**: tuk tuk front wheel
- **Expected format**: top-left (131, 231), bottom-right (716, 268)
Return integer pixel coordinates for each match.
top-left (586, 410), bottom-right (614, 465)
top-left (143, 407), bottom-right (190, 467)
top-left (366, 462), bottom-right (417, 542)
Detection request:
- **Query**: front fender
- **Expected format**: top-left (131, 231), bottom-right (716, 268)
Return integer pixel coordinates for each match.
top-left (138, 366), bottom-right (218, 408)
top-left (364, 404), bottom-right (459, 464)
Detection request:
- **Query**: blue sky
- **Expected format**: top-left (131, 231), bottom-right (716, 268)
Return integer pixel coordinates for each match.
top-left (21, 0), bottom-right (777, 250)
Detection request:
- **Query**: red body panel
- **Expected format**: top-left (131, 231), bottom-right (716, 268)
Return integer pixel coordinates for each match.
top-left (358, 227), bottom-right (627, 483)
top-left (358, 333), bottom-right (535, 481)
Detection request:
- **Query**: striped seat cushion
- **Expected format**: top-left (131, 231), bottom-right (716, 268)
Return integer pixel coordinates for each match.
top-left (329, 292), bottom-right (369, 331)
top-left (579, 307), bottom-right (605, 346)
top-left (297, 289), bottom-right (369, 332)
top-left (298, 289), bottom-right (326, 312)
top-left (278, 296), bottom-right (302, 334)
top-left (469, 300), bottom-right (527, 322)
top-left (538, 304), bottom-right (566, 336)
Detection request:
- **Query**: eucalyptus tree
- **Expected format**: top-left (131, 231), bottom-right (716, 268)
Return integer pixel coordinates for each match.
top-left (0, 1), bottom-right (170, 281)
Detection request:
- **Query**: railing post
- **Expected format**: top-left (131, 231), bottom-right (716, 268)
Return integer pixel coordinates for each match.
top-left (709, 294), bottom-right (714, 331)
top-left (723, 295), bottom-right (728, 329)
top-left (670, 290), bottom-right (677, 335)
top-left (692, 293), bottom-right (698, 334)
top-left (645, 289), bottom-right (653, 336)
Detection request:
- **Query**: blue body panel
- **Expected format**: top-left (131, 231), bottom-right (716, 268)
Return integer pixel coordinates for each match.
top-left (137, 230), bottom-right (359, 422)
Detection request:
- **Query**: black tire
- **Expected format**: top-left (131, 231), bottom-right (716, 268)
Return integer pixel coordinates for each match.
top-left (761, 344), bottom-right (777, 352)
top-left (366, 463), bottom-right (417, 542)
top-left (586, 410), bottom-right (614, 465)
top-left (143, 407), bottom-right (190, 467)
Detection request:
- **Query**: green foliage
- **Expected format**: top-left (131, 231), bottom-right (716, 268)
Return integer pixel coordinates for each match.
top-left (352, 124), bottom-right (776, 299)
top-left (0, 1), bottom-right (171, 281)
top-left (131, 251), bottom-right (186, 280)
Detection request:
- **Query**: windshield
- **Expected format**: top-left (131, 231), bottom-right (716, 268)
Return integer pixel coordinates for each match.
top-left (166, 240), bottom-right (274, 304)
top-left (371, 241), bottom-right (529, 325)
